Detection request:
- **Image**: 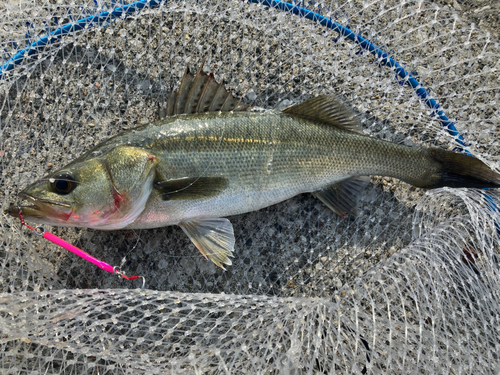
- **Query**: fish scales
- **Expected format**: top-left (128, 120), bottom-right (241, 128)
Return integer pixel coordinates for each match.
top-left (93, 111), bottom-right (435, 228)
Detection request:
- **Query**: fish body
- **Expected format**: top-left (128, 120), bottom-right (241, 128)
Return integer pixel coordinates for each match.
top-left (108, 111), bottom-right (435, 229)
top-left (11, 68), bottom-right (500, 268)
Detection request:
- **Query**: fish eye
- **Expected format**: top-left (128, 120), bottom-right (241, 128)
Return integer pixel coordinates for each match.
top-left (50, 173), bottom-right (76, 195)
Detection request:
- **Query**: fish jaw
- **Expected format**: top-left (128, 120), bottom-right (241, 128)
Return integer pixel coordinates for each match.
top-left (9, 192), bottom-right (74, 224)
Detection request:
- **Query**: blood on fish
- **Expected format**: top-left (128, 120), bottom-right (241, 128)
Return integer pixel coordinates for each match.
top-left (113, 189), bottom-right (127, 209)
top-left (61, 209), bottom-right (74, 221)
top-left (100, 189), bottom-right (127, 219)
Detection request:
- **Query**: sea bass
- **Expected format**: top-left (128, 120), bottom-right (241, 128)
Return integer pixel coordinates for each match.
top-left (10, 68), bottom-right (500, 268)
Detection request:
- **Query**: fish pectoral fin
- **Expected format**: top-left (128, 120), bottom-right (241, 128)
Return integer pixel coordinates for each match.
top-left (282, 96), bottom-right (363, 133)
top-left (154, 177), bottom-right (229, 201)
top-left (314, 176), bottom-right (371, 218)
top-left (179, 218), bottom-right (235, 269)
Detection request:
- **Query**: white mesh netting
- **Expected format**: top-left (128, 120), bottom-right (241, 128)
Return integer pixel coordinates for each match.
top-left (1, 0), bottom-right (500, 373)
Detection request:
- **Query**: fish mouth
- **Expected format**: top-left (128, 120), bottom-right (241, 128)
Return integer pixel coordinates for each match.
top-left (18, 192), bottom-right (72, 209)
top-left (6, 193), bottom-right (73, 220)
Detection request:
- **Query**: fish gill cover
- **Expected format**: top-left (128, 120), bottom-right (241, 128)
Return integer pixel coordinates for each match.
top-left (0, 0), bottom-right (500, 373)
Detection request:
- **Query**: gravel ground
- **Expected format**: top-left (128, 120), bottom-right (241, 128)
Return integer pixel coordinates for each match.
top-left (436, 0), bottom-right (500, 40)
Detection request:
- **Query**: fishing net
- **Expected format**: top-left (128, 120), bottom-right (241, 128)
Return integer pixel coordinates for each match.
top-left (1, 0), bottom-right (500, 373)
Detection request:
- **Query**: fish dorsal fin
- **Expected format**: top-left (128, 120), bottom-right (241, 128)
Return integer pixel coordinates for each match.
top-left (282, 95), bottom-right (363, 133)
top-left (163, 66), bottom-right (250, 117)
top-left (313, 176), bottom-right (371, 218)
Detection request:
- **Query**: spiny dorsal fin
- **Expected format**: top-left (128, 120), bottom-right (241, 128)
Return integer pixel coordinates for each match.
top-left (197, 73), bottom-right (220, 112)
top-left (313, 176), bottom-right (371, 218)
top-left (162, 66), bottom-right (250, 118)
top-left (184, 67), bottom-right (210, 113)
top-left (282, 95), bottom-right (363, 133)
top-left (174, 67), bottom-right (195, 115)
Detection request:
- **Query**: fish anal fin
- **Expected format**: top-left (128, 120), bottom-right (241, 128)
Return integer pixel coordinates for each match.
top-left (282, 95), bottom-right (363, 133)
top-left (314, 176), bottom-right (370, 218)
top-left (165, 65), bottom-right (249, 116)
top-left (179, 218), bottom-right (235, 269)
top-left (154, 177), bottom-right (228, 201)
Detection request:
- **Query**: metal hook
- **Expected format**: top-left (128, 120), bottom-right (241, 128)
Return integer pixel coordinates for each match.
top-left (139, 276), bottom-right (146, 289)
top-left (113, 266), bottom-right (146, 289)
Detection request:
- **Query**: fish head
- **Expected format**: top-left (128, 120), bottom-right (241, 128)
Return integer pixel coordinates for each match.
top-left (13, 146), bottom-right (158, 229)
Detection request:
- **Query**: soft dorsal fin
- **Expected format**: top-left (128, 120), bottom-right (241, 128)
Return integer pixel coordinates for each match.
top-left (282, 95), bottom-right (363, 133)
top-left (163, 66), bottom-right (250, 118)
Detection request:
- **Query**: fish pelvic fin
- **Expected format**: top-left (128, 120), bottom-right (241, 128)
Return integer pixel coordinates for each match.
top-left (419, 148), bottom-right (500, 189)
top-left (314, 176), bottom-right (371, 218)
top-left (282, 95), bottom-right (363, 133)
top-left (179, 218), bottom-right (235, 269)
top-left (162, 65), bottom-right (250, 118)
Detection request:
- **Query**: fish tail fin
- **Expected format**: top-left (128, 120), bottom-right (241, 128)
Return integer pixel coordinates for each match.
top-left (423, 148), bottom-right (500, 189)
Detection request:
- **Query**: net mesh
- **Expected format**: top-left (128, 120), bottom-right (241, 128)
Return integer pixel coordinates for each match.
top-left (1, 0), bottom-right (500, 373)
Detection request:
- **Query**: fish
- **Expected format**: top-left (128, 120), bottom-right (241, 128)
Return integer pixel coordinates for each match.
top-left (8, 67), bottom-right (500, 268)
